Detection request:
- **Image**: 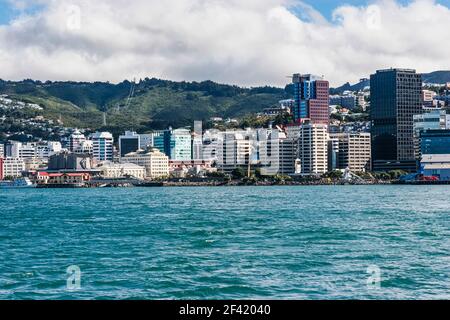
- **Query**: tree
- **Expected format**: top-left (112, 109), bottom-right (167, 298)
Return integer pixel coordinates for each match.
top-left (324, 170), bottom-right (343, 180)
top-left (231, 167), bottom-right (246, 179)
top-left (388, 170), bottom-right (408, 180)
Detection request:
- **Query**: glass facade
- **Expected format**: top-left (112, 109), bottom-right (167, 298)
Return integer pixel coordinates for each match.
top-left (153, 129), bottom-right (192, 160)
top-left (370, 69), bottom-right (422, 170)
top-left (292, 74), bottom-right (329, 124)
top-left (421, 130), bottom-right (450, 155)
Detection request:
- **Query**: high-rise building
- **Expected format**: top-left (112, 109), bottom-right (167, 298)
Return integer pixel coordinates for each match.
top-left (139, 132), bottom-right (164, 150)
top-left (292, 74), bottom-right (329, 124)
top-left (69, 129), bottom-right (86, 152)
top-left (370, 68), bottom-right (422, 172)
top-left (153, 128), bottom-right (192, 161)
top-left (92, 132), bottom-right (114, 162)
top-left (0, 143), bottom-right (4, 158)
top-left (216, 129), bottom-right (255, 172)
top-left (297, 124), bottom-right (329, 174)
top-left (119, 131), bottom-right (140, 157)
top-left (329, 133), bottom-right (372, 172)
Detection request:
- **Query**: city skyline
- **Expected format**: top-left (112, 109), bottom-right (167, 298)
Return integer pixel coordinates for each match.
top-left (0, 0), bottom-right (450, 87)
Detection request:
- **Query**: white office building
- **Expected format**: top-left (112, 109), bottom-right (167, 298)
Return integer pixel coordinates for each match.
top-left (297, 124), bottom-right (329, 175)
top-left (69, 129), bottom-right (86, 152)
top-left (121, 148), bottom-right (169, 179)
top-left (2, 157), bottom-right (25, 178)
top-left (92, 132), bottom-right (114, 161)
top-left (98, 162), bottom-right (146, 180)
top-left (329, 132), bottom-right (371, 172)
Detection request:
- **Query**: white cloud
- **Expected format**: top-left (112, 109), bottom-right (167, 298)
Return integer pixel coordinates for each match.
top-left (0, 0), bottom-right (449, 87)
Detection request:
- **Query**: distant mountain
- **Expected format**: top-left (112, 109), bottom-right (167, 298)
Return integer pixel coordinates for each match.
top-left (330, 79), bottom-right (370, 95)
top-left (0, 78), bottom-right (292, 132)
top-left (422, 71), bottom-right (450, 84)
top-left (331, 70), bottom-right (450, 94)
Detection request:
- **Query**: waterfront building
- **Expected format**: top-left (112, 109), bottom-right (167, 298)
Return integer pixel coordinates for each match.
top-left (257, 128), bottom-right (298, 176)
top-left (153, 128), bottom-right (192, 161)
top-left (216, 129), bottom-right (255, 172)
top-left (69, 129), bottom-right (86, 152)
top-left (121, 148), bottom-right (169, 179)
top-left (292, 74), bottom-right (329, 124)
top-left (329, 133), bottom-right (372, 172)
top-left (297, 123), bottom-right (329, 175)
top-left (0, 157), bottom-right (3, 180)
top-left (98, 162), bottom-right (146, 180)
top-left (413, 109), bottom-right (450, 160)
top-left (370, 68), bottom-right (422, 172)
top-left (0, 143), bottom-right (4, 158)
top-left (48, 152), bottom-right (96, 171)
top-left (2, 157), bottom-right (25, 178)
top-left (119, 131), bottom-right (140, 158)
top-left (169, 160), bottom-right (216, 178)
top-left (35, 172), bottom-right (91, 186)
top-left (92, 132), bottom-right (114, 161)
top-left (420, 154), bottom-right (450, 181)
top-left (277, 138), bottom-right (298, 175)
top-left (420, 130), bottom-right (450, 155)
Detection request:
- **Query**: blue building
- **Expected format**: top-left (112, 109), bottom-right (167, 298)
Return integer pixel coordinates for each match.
top-left (421, 130), bottom-right (450, 155)
top-left (292, 74), bottom-right (329, 124)
top-left (153, 128), bottom-right (192, 161)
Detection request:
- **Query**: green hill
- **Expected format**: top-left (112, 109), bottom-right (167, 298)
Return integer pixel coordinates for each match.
top-left (0, 78), bottom-right (291, 132)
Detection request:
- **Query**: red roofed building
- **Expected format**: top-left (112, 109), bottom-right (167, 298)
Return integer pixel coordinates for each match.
top-left (34, 172), bottom-right (91, 186)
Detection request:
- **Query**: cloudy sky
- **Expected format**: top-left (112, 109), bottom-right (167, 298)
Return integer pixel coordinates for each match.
top-left (0, 0), bottom-right (449, 87)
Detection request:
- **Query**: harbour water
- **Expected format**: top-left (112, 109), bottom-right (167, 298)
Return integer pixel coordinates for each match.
top-left (1, 185), bottom-right (449, 300)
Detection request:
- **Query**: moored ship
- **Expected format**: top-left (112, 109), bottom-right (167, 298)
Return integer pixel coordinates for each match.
top-left (0, 178), bottom-right (35, 189)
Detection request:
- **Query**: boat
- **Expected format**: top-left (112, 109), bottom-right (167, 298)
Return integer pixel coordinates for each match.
top-left (0, 178), bottom-right (35, 189)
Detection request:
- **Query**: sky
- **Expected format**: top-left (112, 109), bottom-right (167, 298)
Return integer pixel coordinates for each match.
top-left (0, 0), bottom-right (450, 87)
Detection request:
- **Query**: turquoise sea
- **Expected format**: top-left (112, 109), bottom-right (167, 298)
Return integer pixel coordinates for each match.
top-left (0, 186), bottom-right (449, 300)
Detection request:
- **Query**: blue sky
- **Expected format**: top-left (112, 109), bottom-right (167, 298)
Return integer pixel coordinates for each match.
top-left (1, 0), bottom-right (450, 24)
top-left (301, 0), bottom-right (450, 18)
top-left (0, 0), bottom-right (43, 25)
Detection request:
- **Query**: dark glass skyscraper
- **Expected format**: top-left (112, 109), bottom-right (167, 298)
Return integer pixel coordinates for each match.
top-left (370, 68), bottom-right (423, 172)
top-left (292, 74), bottom-right (329, 124)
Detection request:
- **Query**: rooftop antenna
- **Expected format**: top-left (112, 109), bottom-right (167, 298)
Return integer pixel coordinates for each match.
top-left (102, 112), bottom-right (107, 126)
